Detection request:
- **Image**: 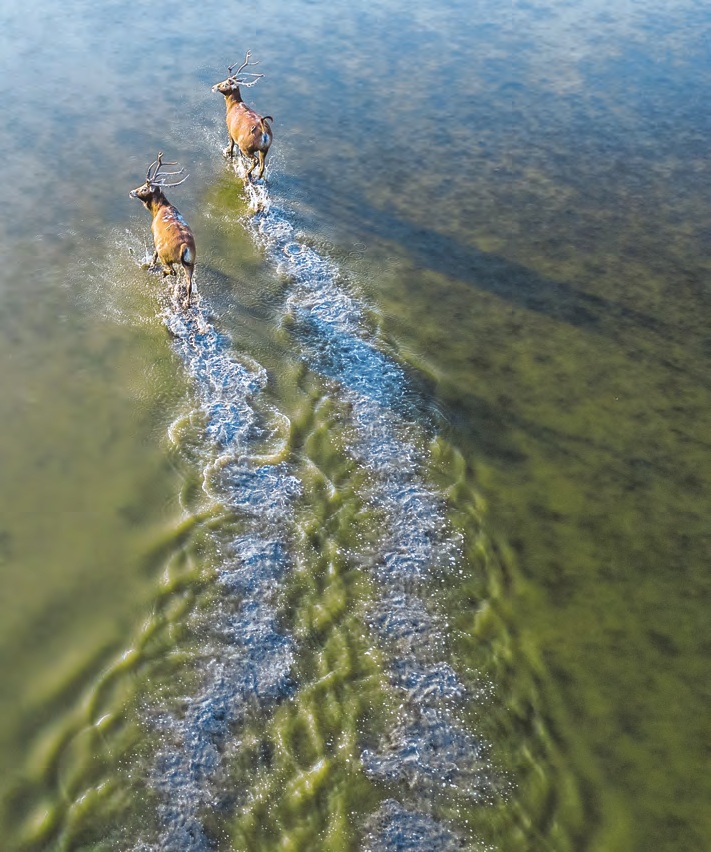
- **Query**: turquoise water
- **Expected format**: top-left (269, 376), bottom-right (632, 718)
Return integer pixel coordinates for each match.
top-left (0, 0), bottom-right (710, 849)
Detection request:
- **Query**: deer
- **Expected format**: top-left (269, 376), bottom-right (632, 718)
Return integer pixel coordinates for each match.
top-left (129, 152), bottom-right (197, 308)
top-left (212, 51), bottom-right (273, 182)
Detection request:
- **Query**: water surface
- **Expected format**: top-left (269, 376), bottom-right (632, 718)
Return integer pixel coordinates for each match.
top-left (1, 0), bottom-right (710, 849)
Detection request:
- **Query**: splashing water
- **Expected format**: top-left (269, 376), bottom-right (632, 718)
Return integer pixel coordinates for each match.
top-left (240, 164), bottom-right (499, 845)
top-left (127, 266), bottom-right (301, 849)
top-left (120, 148), bottom-right (501, 848)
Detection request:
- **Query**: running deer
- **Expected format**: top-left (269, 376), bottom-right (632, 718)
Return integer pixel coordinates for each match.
top-left (129, 153), bottom-right (196, 308)
top-left (212, 51), bottom-right (273, 181)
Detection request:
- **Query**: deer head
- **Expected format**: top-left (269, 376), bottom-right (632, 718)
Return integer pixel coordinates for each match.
top-left (129, 152), bottom-right (189, 206)
top-left (212, 50), bottom-right (265, 97)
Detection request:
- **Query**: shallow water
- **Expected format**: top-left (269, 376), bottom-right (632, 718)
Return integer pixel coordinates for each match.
top-left (1, 0), bottom-right (710, 849)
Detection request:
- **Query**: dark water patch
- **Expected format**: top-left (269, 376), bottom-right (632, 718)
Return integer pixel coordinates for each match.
top-left (300, 190), bottom-right (693, 347)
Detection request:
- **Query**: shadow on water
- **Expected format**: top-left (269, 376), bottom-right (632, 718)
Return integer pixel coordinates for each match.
top-left (2, 0), bottom-right (711, 846)
top-left (275, 180), bottom-right (711, 481)
top-left (311, 185), bottom-right (704, 349)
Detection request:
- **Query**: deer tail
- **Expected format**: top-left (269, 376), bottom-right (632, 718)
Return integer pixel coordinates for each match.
top-left (181, 244), bottom-right (195, 266)
top-left (181, 246), bottom-right (194, 306)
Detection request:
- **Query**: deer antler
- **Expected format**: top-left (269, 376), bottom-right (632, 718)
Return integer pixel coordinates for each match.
top-left (147, 152), bottom-right (189, 188)
top-left (227, 50), bottom-right (264, 87)
top-left (146, 154), bottom-right (160, 183)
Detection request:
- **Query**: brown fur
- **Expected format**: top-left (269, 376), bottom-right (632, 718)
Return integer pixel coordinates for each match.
top-left (213, 78), bottom-right (273, 180)
top-left (129, 183), bottom-right (196, 307)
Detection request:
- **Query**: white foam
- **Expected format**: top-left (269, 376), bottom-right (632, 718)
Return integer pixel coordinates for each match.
top-left (241, 173), bottom-right (496, 844)
top-left (133, 144), bottom-right (498, 849)
top-left (136, 283), bottom-right (299, 850)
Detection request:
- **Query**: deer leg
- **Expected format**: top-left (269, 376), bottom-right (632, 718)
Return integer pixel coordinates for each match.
top-left (245, 154), bottom-right (257, 181)
top-left (183, 266), bottom-right (193, 309)
top-left (142, 249), bottom-right (159, 270)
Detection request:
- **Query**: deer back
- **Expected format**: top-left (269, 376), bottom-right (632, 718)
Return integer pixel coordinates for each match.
top-left (151, 201), bottom-right (196, 266)
top-left (227, 100), bottom-right (273, 154)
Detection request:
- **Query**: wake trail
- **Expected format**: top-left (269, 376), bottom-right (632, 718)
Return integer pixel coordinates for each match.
top-left (242, 167), bottom-right (498, 848)
top-left (122, 260), bottom-right (301, 851)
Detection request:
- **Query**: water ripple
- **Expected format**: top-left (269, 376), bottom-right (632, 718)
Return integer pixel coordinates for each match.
top-left (245, 178), bottom-right (496, 847)
top-left (132, 277), bottom-right (299, 851)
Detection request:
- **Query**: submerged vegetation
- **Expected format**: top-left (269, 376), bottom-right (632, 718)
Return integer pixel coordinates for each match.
top-left (0, 0), bottom-right (710, 849)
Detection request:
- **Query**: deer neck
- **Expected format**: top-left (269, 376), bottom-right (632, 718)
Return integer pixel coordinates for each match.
top-left (147, 190), bottom-right (171, 216)
top-left (226, 87), bottom-right (244, 107)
